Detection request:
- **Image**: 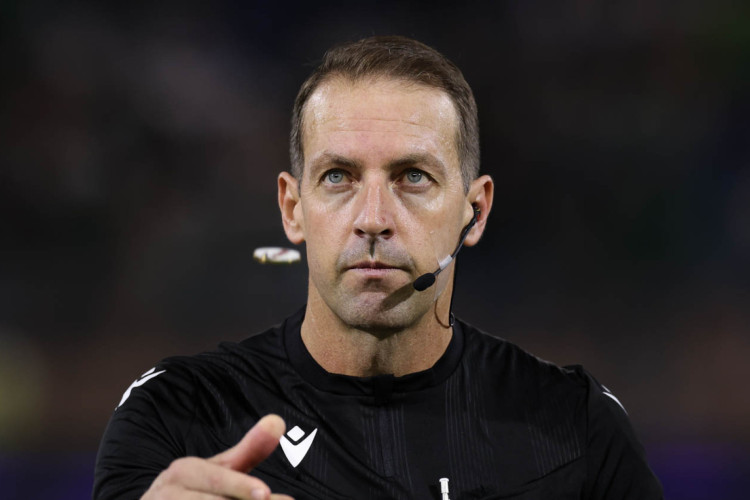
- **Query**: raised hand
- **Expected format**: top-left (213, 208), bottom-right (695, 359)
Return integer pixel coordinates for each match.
top-left (142, 415), bottom-right (294, 500)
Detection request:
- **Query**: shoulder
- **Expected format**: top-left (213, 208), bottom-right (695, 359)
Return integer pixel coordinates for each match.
top-left (459, 320), bottom-right (589, 402)
top-left (112, 321), bottom-right (286, 422)
top-left (575, 367), bottom-right (663, 497)
top-left (458, 321), bottom-right (662, 497)
top-left (458, 319), bottom-right (637, 424)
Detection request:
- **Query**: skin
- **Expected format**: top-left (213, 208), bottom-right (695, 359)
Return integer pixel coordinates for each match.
top-left (141, 414), bottom-right (294, 500)
top-left (278, 77), bottom-right (494, 377)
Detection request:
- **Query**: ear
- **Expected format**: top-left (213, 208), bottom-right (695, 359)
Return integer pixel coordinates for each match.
top-left (278, 172), bottom-right (305, 244)
top-left (463, 174), bottom-right (494, 247)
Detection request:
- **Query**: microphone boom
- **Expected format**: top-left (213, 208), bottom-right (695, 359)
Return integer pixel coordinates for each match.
top-left (412, 205), bottom-right (480, 292)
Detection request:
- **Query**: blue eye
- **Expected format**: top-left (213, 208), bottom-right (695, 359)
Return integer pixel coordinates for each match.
top-left (326, 170), bottom-right (345, 184)
top-left (405, 170), bottom-right (424, 183)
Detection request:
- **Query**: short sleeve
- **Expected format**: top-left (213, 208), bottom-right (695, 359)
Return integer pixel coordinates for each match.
top-left (573, 367), bottom-right (663, 500)
top-left (93, 362), bottom-right (196, 500)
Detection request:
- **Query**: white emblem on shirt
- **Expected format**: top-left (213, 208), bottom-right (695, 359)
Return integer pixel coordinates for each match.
top-left (602, 385), bottom-right (627, 413)
top-left (279, 425), bottom-right (317, 467)
top-left (117, 367), bottom-right (166, 409)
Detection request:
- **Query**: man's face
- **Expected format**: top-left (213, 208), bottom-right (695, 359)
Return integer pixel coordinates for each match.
top-left (287, 77), bottom-right (471, 332)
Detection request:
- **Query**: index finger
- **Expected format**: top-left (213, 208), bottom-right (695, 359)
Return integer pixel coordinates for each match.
top-left (209, 414), bottom-right (286, 472)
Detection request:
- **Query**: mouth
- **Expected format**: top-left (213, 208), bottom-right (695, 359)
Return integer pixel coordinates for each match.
top-left (346, 260), bottom-right (405, 276)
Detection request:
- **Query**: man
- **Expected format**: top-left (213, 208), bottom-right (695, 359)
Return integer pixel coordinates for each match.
top-left (94, 36), bottom-right (663, 500)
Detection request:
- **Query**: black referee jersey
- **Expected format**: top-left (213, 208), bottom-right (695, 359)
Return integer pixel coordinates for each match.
top-left (93, 308), bottom-right (663, 499)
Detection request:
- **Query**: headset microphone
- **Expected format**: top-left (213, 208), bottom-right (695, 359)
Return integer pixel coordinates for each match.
top-left (413, 205), bottom-right (480, 292)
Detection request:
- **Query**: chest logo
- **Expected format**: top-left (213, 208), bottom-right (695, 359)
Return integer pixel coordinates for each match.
top-left (279, 425), bottom-right (317, 467)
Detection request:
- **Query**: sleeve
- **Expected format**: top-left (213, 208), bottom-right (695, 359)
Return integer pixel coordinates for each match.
top-left (93, 362), bottom-right (196, 500)
top-left (575, 367), bottom-right (664, 500)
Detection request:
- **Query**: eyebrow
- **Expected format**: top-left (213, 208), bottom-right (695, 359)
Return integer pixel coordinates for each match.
top-left (308, 153), bottom-right (361, 175)
top-left (308, 152), bottom-right (447, 177)
top-left (388, 153), bottom-right (447, 175)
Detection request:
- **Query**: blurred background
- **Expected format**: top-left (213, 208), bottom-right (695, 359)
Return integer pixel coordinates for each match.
top-left (1, 0), bottom-right (748, 498)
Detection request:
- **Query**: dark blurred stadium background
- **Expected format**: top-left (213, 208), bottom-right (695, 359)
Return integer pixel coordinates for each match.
top-left (1, 1), bottom-right (748, 498)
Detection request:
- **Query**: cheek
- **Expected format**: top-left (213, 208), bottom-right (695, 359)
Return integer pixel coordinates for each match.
top-left (417, 205), bottom-right (466, 261)
top-left (303, 211), bottom-right (342, 264)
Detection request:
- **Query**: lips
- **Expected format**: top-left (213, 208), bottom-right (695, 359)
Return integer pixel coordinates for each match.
top-left (347, 260), bottom-right (401, 270)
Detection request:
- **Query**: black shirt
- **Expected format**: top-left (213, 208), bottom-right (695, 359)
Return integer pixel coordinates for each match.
top-left (93, 308), bottom-right (663, 499)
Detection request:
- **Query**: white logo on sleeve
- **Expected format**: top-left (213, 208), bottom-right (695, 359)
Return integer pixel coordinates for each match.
top-left (279, 425), bottom-right (317, 467)
top-left (117, 367), bottom-right (166, 409)
top-left (602, 385), bottom-right (627, 414)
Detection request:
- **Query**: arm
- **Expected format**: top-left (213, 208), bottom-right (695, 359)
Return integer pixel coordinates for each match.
top-left (579, 369), bottom-right (663, 499)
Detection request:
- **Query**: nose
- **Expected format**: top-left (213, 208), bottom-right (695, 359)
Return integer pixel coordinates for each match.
top-left (353, 180), bottom-right (394, 239)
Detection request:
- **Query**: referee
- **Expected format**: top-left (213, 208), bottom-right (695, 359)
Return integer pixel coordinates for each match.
top-left (94, 36), bottom-right (663, 500)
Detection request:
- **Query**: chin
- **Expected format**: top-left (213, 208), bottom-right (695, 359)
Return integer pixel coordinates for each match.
top-left (333, 294), bottom-right (430, 336)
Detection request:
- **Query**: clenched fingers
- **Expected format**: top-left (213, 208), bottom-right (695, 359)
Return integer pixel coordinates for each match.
top-left (144, 456), bottom-right (274, 500)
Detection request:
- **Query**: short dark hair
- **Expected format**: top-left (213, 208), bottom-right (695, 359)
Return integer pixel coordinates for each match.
top-left (290, 35), bottom-right (480, 191)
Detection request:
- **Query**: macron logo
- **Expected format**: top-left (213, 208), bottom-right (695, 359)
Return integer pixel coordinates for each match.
top-left (602, 385), bottom-right (627, 414)
top-left (117, 367), bottom-right (166, 409)
top-left (279, 425), bottom-right (317, 467)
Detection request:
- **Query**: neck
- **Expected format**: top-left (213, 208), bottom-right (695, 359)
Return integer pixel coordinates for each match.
top-left (300, 283), bottom-right (454, 378)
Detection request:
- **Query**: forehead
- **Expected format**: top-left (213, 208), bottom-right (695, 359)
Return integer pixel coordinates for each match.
top-left (301, 77), bottom-right (460, 170)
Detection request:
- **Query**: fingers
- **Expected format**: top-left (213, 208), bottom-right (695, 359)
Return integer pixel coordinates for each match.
top-left (144, 491), bottom-right (252, 500)
top-left (210, 414), bottom-right (286, 472)
top-left (145, 456), bottom-right (275, 500)
top-left (142, 415), bottom-right (293, 500)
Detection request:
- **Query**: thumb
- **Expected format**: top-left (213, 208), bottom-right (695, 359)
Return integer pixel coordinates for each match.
top-left (209, 414), bottom-right (286, 472)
